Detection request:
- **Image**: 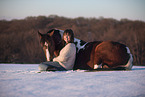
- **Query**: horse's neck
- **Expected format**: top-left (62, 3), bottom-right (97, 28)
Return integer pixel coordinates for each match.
top-left (54, 40), bottom-right (65, 57)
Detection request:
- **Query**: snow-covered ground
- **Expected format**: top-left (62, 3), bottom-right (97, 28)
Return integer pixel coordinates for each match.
top-left (0, 64), bottom-right (145, 97)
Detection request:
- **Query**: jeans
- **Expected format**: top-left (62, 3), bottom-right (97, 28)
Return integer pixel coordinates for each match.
top-left (39, 61), bottom-right (67, 71)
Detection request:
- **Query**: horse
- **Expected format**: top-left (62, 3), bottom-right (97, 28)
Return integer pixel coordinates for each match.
top-left (38, 29), bottom-right (64, 61)
top-left (38, 29), bottom-right (133, 70)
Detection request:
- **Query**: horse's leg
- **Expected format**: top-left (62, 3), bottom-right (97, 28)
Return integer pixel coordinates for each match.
top-left (93, 41), bottom-right (117, 69)
top-left (93, 52), bottom-right (103, 69)
top-left (93, 44), bottom-right (103, 69)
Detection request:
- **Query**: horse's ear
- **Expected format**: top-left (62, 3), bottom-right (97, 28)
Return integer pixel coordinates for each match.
top-left (49, 30), bottom-right (54, 36)
top-left (38, 31), bottom-right (42, 38)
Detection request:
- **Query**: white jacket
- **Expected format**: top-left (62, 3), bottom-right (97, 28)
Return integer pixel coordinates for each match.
top-left (53, 43), bottom-right (76, 70)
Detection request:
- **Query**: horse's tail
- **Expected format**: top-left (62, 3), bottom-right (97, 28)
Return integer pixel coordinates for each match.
top-left (124, 47), bottom-right (133, 70)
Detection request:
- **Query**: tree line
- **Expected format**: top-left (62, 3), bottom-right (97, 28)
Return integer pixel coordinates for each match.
top-left (0, 15), bottom-right (145, 65)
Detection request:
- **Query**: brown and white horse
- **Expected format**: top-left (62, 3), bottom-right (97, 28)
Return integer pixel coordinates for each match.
top-left (38, 29), bottom-right (133, 70)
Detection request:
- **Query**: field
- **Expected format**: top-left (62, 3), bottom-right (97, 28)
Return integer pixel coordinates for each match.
top-left (0, 64), bottom-right (145, 97)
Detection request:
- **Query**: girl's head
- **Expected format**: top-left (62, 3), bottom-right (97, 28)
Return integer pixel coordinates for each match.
top-left (63, 29), bottom-right (74, 44)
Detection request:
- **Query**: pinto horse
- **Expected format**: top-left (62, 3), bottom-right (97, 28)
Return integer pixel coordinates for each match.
top-left (38, 29), bottom-right (133, 70)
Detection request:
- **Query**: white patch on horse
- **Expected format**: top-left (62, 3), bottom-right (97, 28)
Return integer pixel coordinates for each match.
top-left (126, 47), bottom-right (131, 54)
top-left (44, 42), bottom-right (50, 61)
top-left (45, 48), bottom-right (50, 61)
top-left (74, 38), bottom-right (88, 52)
top-left (124, 47), bottom-right (133, 70)
top-left (119, 47), bottom-right (133, 70)
top-left (94, 64), bottom-right (102, 69)
top-left (58, 29), bottom-right (64, 37)
top-left (44, 42), bottom-right (48, 47)
top-left (125, 53), bottom-right (133, 70)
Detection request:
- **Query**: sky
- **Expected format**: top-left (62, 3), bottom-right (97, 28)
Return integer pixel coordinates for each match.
top-left (0, 0), bottom-right (145, 21)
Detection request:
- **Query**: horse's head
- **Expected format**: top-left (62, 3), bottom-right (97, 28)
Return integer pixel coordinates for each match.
top-left (38, 31), bottom-right (55, 61)
top-left (38, 29), bottom-right (65, 61)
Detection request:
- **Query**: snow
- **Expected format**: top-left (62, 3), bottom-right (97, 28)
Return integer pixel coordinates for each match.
top-left (0, 64), bottom-right (145, 97)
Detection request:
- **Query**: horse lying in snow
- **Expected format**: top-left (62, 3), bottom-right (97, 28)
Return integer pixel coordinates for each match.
top-left (38, 29), bottom-right (133, 70)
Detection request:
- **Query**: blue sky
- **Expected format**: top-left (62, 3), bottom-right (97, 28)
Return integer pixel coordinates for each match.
top-left (0, 0), bottom-right (145, 21)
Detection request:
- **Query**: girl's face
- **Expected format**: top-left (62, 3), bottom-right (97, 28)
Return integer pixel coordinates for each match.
top-left (63, 34), bottom-right (71, 44)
